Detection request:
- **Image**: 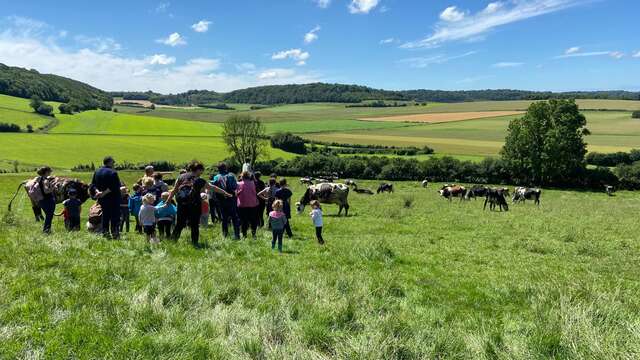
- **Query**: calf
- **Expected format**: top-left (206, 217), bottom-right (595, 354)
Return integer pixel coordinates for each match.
top-left (377, 183), bottom-right (394, 194)
top-left (513, 187), bottom-right (541, 205)
top-left (484, 188), bottom-right (509, 211)
top-left (604, 185), bottom-right (615, 196)
top-left (439, 185), bottom-right (467, 202)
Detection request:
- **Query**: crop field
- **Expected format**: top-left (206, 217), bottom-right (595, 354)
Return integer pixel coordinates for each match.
top-left (308, 111), bottom-right (640, 156)
top-left (1, 173), bottom-right (639, 358)
top-left (359, 110), bottom-right (523, 123)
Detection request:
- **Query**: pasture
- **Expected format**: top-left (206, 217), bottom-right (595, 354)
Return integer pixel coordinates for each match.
top-left (1, 173), bottom-right (639, 358)
top-left (358, 111), bottom-right (524, 123)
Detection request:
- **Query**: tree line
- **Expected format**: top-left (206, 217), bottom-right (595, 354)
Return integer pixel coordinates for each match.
top-left (0, 63), bottom-right (112, 112)
top-left (109, 83), bottom-right (640, 106)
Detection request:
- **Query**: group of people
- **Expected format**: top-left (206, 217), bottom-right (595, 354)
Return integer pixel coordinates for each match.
top-left (33, 156), bottom-right (325, 252)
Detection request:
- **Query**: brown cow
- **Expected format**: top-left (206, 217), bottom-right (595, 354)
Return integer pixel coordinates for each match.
top-left (8, 177), bottom-right (90, 221)
top-left (438, 184), bottom-right (467, 202)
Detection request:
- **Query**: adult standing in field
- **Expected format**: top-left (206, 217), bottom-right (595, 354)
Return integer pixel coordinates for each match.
top-left (236, 171), bottom-right (259, 238)
top-left (166, 160), bottom-right (232, 247)
top-left (213, 162), bottom-right (241, 240)
top-left (91, 156), bottom-right (122, 239)
top-left (254, 171), bottom-right (266, 228)
top-left (35, 166), bottom-right (56, 234)
top-left (275, 178), bottom-right (294, 238)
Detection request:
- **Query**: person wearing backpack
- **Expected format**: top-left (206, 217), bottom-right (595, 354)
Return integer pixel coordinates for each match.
top-left (91, 156), bottom-right (123, 239)
top-left (165, 160), bottom-right (232, 247)
top-left (35, 166), bottom-right (56, 234)
top-left (212, 162), bottom-right (241, 240)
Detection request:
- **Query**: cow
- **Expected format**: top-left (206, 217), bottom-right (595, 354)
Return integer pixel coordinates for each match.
top-left (604, 185), bottom-right (615, 196)
top-left (465, 185), bottom-right (489, 200)
top-left (353, 184), bottom-right (374, 195)
top-left (300, 177), bottom-right (314, 185)
top-left (8, 177), bottom-right (91, 221)
top-left (421, 180), bottom-right (429, 188)
top-left (484, 188), bottom-right (509, 211)
top-left (512, 187), bottom-right (541, 205)
top-left (296, 183), bottom-right (350, 216)
top-left (439, 185), bottom-right (467, 202)
top-left (344, 179), bottom-right (357, 188)
top-left (377, 183), bottom-right (394, 194)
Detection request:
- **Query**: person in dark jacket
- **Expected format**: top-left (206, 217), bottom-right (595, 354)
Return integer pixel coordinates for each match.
top-left (212, 162), bottom-right (241, 240)
top-left (36, 166), bottom-right (55, 234)
top-left (274, 178), bottom-right (294, 238)
top-left (165, 160), bottom-right (232, 247)
top-left (91, 156), bottom-right (123, 239)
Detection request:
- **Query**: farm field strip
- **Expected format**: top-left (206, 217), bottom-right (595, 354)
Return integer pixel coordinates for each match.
top-left (358, 110), bottom-right (524, 123)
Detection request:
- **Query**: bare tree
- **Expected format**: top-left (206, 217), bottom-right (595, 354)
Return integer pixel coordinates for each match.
top-left (222, 114), bottom-right (267, 165)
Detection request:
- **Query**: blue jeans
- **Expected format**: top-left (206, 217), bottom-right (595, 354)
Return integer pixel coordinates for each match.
top-left (38, 198), bottom-right (56, 233)
top-left (272, 229), bottom-right (284, 252)
top-left (219, 198), bottom-right (240, 239)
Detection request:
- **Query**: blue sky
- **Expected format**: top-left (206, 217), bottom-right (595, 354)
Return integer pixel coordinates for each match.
top-left (1, 0), bottom-right (638, 93)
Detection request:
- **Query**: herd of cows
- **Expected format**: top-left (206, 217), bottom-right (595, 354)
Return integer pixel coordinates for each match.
top-left (296, 176), bottom-right (543, 216)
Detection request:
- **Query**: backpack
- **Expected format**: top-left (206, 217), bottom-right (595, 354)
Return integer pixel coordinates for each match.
top-left (26, 178), bottom-right (44, 203)
top-left (88, 203), bottom-right (103, 224)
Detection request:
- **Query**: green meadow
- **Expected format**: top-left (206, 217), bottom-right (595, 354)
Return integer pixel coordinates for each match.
top-left (1, 173), bottom-right (639, 358)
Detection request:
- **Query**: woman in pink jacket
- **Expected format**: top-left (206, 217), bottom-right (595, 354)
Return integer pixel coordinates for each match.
top-left (236, 171), bottom-right (259, 238)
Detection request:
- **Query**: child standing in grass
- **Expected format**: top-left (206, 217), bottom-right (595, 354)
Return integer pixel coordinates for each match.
top-left (200, 193), bottom-right (210, 227)
top-left (62, 188), bottom-right (82, 231)
top-left (155, 192), bottom-right (177, 239)
top-left (129, 184), bottom-right (143, 233)
top-left (309, 200), bottom-right (324, 245)
top-left (269, 200), bottom-right (287, 253)
top-left (119, 186), bottom-right (130, 233)
top-left (139, 193), bottom-right (158, 244)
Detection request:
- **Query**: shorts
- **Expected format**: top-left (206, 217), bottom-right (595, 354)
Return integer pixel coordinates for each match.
top-left (143, 225), bottom-right (156, 235)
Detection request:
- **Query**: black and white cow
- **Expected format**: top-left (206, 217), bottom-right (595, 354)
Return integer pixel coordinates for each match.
top-left (604, 185), bottom-right (615, 196)
top-left (484, 188), bottom-right (509, 211)
top-left (439, 184), bottom-right (467, 202)
top-left (377, 183), bottom-right (394, 194)
top-left (513, 187), bottom-right (541, 205)
top-left (296, 183), bottom-right (350, 216)
top-left (465, 185), bottom-right (489, 200)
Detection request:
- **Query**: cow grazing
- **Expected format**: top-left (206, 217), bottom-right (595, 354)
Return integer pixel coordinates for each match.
top-left (421, 180), bottom-right (429, 188)
top-left (300, 177), bottom-right (314, 185)
top-left (465, 185), bottom-right (489, 200)
top-left (377, 183), bottom-right (394, 194)
top-left (439, 185), bottom-right (467, 202)
top-left (512, 187), bottom-right (541, 205)
top-left (344, 179), bottom-right (357, 188)
top-left (8, 177), bottom-right (91, 221)
top-left (353, 187), bottom-right (374, 195)
top-left (604, 185), bottom-right (615, 196)
top-left (484, 188), bottom-right (509, 211)
top-left (296, 183), bottom-right (350, 216)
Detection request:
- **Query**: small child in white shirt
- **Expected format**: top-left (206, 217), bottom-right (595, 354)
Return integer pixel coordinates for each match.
top-left (309, 200), bottom-right (324, 245)
top-left (139, 193), bottom-right (158, 244)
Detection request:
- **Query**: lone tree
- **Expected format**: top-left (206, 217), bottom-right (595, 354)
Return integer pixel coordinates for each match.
top-left (29, 96), bottom-right (54, 117)
top-left (501, 99), bottom-right (590, 185)
top-left (222, 114), bottom-right (267, 165)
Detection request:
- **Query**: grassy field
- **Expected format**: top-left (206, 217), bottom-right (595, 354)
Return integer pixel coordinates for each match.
top-left (0, 94), bottom-right (60, 130)
top-left (1, 173), bottom-right (639, 358)
top-left (0, 133), bottom-right (293, 170)
top-left (308, 111), bottom-right (640, 156)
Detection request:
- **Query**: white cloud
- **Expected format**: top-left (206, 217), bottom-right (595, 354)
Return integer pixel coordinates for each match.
top-left (74, 35), bottom-right (122, 53)
top-left (191, 20), bottom-right (212, 33)
top-left (235, 62), bottom-right (256, 71)
top-left (565, 46), bottom-right (580, 55)
top-left (492, 62), bottom-right (524, 68)
top-left (58, 30), bottom-right (68, 38)
top-left (272, 48), bottom-right (310, 66)
top-left (379, 38), bottom-right (395, 44)
top-left (555, 50), bottom-right (624, 59)
top-left (157, 32), bottom-right (186, 47)
top-left (633, 51), bottom-right (640, 58)
top-left (0, 20), bottom-right (320, 93)
top-left (440, 6), bottom-right (465, 22)
top-left (609, 51), bottom-right (624, 59)
top-left (349, 0), bottom-right (380, 14)
top-left (304, 26), bottom-right (321, 44)
top-left (155, 2), bottom-right (170, 13)
top-left (402, 0), bottom-right (584, 48)
top-left (314, 0), bottom-right (331, 8)
top-left (399, 51), bottom-right (477, 68)
top-left (147, 54), bottom-right (176, 65)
